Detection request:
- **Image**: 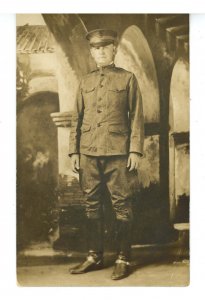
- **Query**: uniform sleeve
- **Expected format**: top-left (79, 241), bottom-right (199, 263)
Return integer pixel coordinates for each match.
top-left (68, 80), bottom-right (84, 156)
top-left (128, 73), bottom-right (144, 156)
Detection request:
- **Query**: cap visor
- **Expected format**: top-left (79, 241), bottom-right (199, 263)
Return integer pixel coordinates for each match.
top-left (90, 40), bottom-right (114, 47)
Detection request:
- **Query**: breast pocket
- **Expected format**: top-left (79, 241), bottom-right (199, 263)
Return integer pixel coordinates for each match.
top-left (82, 86), bottom-right (96, 110)
top-left (108, 82), bottom-right (127, 109)
top-left (108, 83), bottom-right (127, 94)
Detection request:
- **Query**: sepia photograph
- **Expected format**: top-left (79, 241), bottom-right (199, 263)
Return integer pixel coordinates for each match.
top-left (16, 13), bottom-right (189, 286)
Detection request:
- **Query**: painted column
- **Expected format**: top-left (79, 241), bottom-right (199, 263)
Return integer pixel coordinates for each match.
top-left (43, 14), bottom-right (97, 212)
top-left (50, 44), bottom-right (85, 206)
top-left (52, 44), bottom-right (79, 172)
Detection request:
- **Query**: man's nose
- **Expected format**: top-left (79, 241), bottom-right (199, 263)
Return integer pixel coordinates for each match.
top-left (99, 47), bottom-right (105, 54)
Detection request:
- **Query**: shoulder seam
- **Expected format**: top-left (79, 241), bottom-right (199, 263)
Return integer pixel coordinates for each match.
top-left (114, 66), bottom-right (133, 74)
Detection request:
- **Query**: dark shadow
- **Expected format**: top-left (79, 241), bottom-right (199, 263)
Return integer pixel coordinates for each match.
top-left (17, 91), bottom-right (59, 250)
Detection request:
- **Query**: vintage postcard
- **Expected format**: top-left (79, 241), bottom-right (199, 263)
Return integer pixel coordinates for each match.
top-left (16, 13), bottom-right (189, 286)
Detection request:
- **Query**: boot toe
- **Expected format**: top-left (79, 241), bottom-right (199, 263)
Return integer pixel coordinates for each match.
top-left (69, 257), bottom-right (103, 274)
top-left (111, 261), bottom-right (130, 280)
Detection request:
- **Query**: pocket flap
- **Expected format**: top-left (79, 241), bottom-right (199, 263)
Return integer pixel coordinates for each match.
top-left (81, 124), bottom-right (91, 133)
top-left (83, 86), bottom-right (95, 93)
top-left (108, 82), bottom-right (127, 92)
top-left (108, 124), bottom-right (129, 134)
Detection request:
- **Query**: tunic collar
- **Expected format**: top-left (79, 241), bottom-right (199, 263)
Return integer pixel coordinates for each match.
top-left (93, 63), bottom-right (115, 74)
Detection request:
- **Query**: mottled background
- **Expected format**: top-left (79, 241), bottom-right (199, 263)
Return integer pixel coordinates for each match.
top-left (16, 14), bottom-right (189, 253)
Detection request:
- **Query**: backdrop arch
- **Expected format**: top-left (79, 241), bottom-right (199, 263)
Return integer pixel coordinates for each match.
top-left (169, 58), bottom-right (189, 223)
top-left (115, 25), bottom-right (160, 123)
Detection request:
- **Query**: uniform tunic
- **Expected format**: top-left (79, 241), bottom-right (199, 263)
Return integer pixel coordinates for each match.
top-left (69, 64), bottom-right (144, 157)
top-left (69, 64), bottom-right (144, 220)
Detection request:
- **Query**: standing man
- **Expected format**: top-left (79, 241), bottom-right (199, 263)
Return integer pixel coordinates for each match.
top-left (68, 29), bottom-right (144, 280)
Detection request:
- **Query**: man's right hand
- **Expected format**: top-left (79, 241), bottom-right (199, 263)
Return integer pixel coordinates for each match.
top-left (70, 154), bottom-right (80, 173)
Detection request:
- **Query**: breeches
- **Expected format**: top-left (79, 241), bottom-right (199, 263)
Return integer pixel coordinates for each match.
top-left (79, 154), bottom-right (139, 221)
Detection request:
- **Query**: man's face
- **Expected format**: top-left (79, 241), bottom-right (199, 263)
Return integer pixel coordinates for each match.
top-left (90, 43), bottom-right (116, 67)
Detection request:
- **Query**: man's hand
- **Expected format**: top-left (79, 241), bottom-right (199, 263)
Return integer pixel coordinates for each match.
top-left (127, 153), bottom-right (141, 172)
top-left (71, 154), bottom-right (80, 173)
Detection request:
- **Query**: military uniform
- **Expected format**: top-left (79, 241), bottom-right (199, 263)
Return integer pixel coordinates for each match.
top-left (69, 64), bottom-right (144, 156)
top-left (69, 29), bottom-right (144, 280)
top-left (69, 64), bottom-right (144, 219)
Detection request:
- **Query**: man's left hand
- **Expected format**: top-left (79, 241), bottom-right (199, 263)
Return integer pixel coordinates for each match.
top-left (127, 153), bottom-right (141, 172)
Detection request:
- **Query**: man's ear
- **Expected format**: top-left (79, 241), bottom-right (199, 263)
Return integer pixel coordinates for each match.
top-left (113, 44), bottom-right (117, 55)
top-left (90, 47), bottom-right (95, 59)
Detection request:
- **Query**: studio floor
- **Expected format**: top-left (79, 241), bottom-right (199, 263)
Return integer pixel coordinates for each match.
top-left (17, 242), bottom-right (189, 287)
